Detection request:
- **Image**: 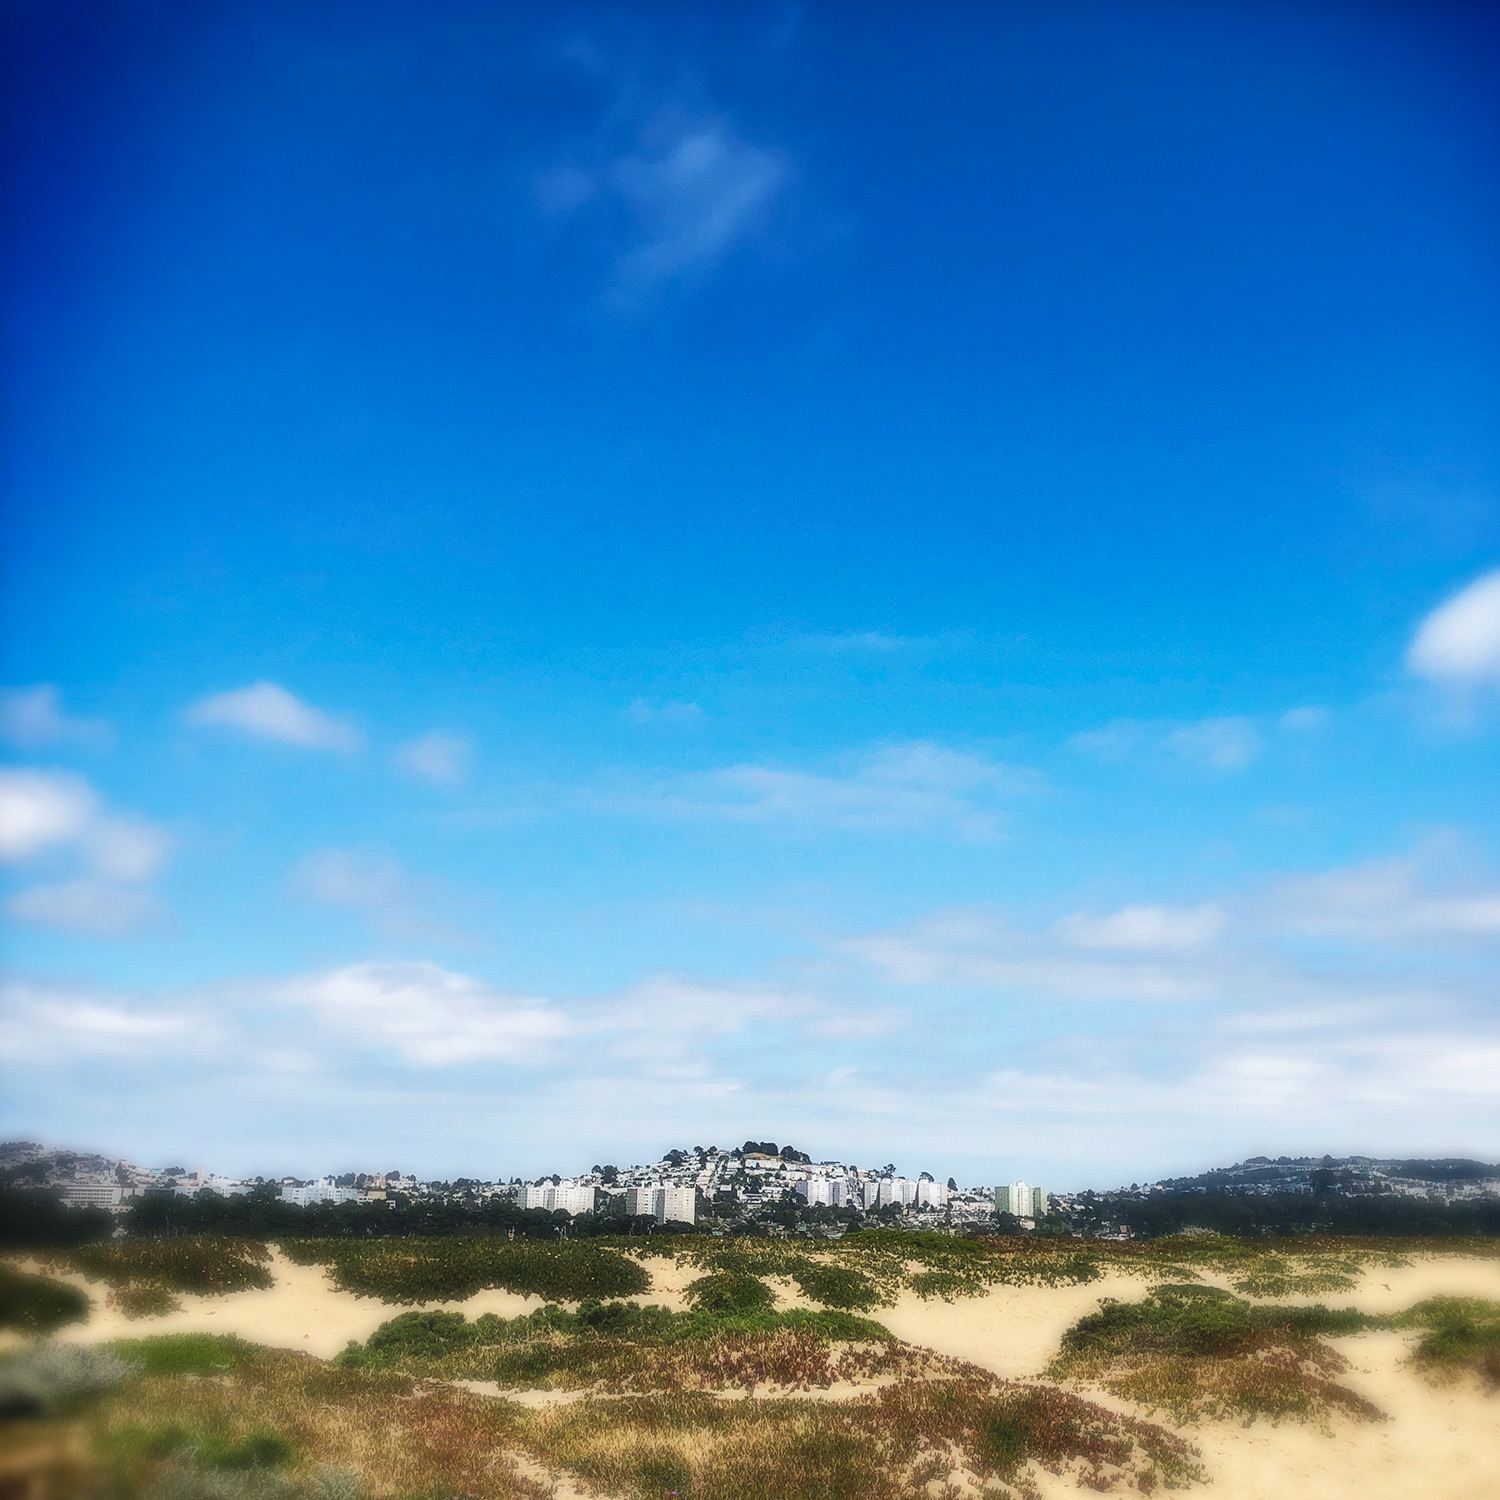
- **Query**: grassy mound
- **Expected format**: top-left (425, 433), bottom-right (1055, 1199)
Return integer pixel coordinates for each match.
top-left (1395, 1297), bottom-right (1500, 1388)
top-left (51, 1332), bottom-right (1199, 1500)
top-left (524, 1378), bottom-right (1203, 1500)
top-left (282, 1236), bottom-right (648, 1304)
top-left (49, 1236), bottom-right (274, 1317)
top-left (0, 1263), bottom-right (91, 1333)
top-left (86, 1342), bottom-right (542, 1500)
top-left (1049, 1283), bottom-right (1387, 1425)
top-left (682, 1269), bottom-right (776, 1314)
top-left (335, 1300), bottom-right (908, 1393)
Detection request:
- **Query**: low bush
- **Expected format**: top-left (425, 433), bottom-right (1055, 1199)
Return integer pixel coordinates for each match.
top-left (336, 1301), bottom-right (903, 1392)
top-left (0, 1263), bottom-right (91, 1332)
top-left (56, 1236), bottom-right (274, 1297)
top-left (1395, 1296), bottom-right (1500, 1388)
top-left (683, 1270), bottom-right (776, 1315)
top-left (785, 1259), bottom-right (883, 1310)
top-left (109, 1333), bottom-right (264, 1377)
top-left (522, 1377), bottom-right (1203, 1499)
top-left (111, 1284), bottom-right (184, 1319)
top-left (0, 1343), bottom-right (137, 1418)
top-left (283, 1237), bottom-right (648, 1304)
top-left (89, 1342), bottom-right (543, 1500)
top-left (1050, 1283), bottom-right (1387, 1424)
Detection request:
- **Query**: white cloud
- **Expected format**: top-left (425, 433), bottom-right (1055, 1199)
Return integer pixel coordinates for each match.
top-left (291, 849), bottom-right (407, 909)
top-left (1067, 720), bottom-right (1146, 763)
top-left (1167, 716), bottom-right (1261, 771)
top-left (0, 980), bottom-right (201, 1061)
top-left (626, 699), bottom-right (704, 730)
top-left (1057, 904), bottom-right (1226, 951)
top-left (1279, 706), bottom-right (1329, 732)
top-left (0, 685), bottom-right (110, 749)
top-left (843, 908), bottom-right (1216, 1002)
top-left (610, 118), bottom-right (786, 294)
top-left (275, 961), bottom-right (572, 1067)
top-left (6, 879), bottom-right (164, 937)
top-left (0, 768), bottom-right (171, 934)
top-left (543, 83), bottom-right (788, 305)
top-left (1268, 852), bottom-right (1500, 943)
top-left (186, 682), bottom-right (361, 752)
top-left (86, 817), bottom-right (171, 881)
top-left (1407, 569), bottom-right (1500, 685)
top-left (393, 732), bottom-right (471, 784)
top-left (0, 768), bottom-right (96, 859)
top-left (642, 741), bottom-right (1030, 839)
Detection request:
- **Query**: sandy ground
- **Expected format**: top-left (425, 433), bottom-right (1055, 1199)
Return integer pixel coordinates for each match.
top-left (15, 1249), bottom-right (1500, 1499)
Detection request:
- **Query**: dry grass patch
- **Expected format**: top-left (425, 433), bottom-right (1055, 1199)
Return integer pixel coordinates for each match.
top-left (1048, 1283), bottom-right (1386, 1426)
top-left (86, 1336), bottom-right (545, 1500)
top-left (1394, 1297), bottom-right (1500, 1389)
top-left (336, 1303), bottom-right (935, 1394)
top-left (44, 1236), bottom-right (273, 1319)
top-left (524, 1379), bottom-right (1204, 1500)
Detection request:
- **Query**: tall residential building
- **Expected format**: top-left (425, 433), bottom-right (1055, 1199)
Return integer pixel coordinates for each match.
top-left (281, 1181), bottom-right (358, 1208)
top-left (522, 1183), bottom-right (595, 1215)
top-left (624, 1185), bottom-right (696, 1224)
top-left (915, 1178), bottom-right (949, 1210)
top-left (800, 1176), bottom-right (852, 1208)
top-left (995, 1181), bottom-right (1048, 1218)
top-left (658, 1185), bottom-right (696, 1225)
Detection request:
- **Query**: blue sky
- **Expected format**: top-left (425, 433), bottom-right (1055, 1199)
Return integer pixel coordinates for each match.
top-left (2, 1), bottom-right (1498, 1187)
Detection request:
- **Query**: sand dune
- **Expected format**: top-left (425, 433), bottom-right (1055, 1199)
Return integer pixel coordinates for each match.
top-left (24, 1247), bottom-right (1500, 1498)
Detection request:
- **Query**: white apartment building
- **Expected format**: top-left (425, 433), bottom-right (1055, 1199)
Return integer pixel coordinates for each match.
top-left (915, 1178), bottom-right (949, 1210)
top-left (281, 1181), bottom-right (359, 1207)
top-left (995, 1181), bottom-right (1048, 1218)
top-left (624, 1185), bottom-right (696, 1224)
top-left (521, 1183), bottom-right (596, 1215)
top-left (798, 1178), bottom-right (837, 1207)
top-left (61, 1184), bottom-right (123, 1208)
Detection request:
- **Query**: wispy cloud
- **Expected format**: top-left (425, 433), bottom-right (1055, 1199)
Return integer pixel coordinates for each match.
top-left (843, 906), bottom-right (1220, 1002)
top-left (539, 48), bottom-right (790, 307)
top-left (1266, 845), bottom-right (1500, 944)
top-left (0, 768), bottom-right (171, 935)
top-left (1166, 716), bottom-right (1261, 770)
top-left (393, 732), bottom-right (471, 785)
top-left (592, 741), bottom-right (1033, 839)
top-left (185, 682), bottom-right (362, 753)
top-left (1056, 904), bottom-right (1226, 952)
top-left (626, 699), bottom-right (704, 730)
top-left (1070, 712), bottom-right (1285, 772)
top-left (0, 979), bottom-right (206, 1062)
top-left (289, 848), bottom-right (470, 944)
top-left (0, 685), bottom-right (111, 749)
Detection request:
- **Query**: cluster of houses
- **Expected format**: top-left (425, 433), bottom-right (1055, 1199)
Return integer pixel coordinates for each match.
top-left (12, 1140), bottom-right (1051, 1229)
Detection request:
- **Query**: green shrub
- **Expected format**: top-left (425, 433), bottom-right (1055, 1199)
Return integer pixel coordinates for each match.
top-left (684, 1271), bottom-right (776, 1315)
top-left (1049, 1284), bottom-right (1388, 1424)
top-left (0, 1263), bottom-right (91, 1332)
top-left (786, 1260), bottom-right (882, 1311)
top-left (109, 1333), bottom-right (262, 1376)
top-left (1395, 1297), bottom-right (1500, 1387)
top-left (285, 1237), bottom-right (648, 1304)
top-left (59, 1236), bottom-right (274, 1296)
top-left (111, 1284), bottom-right (184, 1319)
